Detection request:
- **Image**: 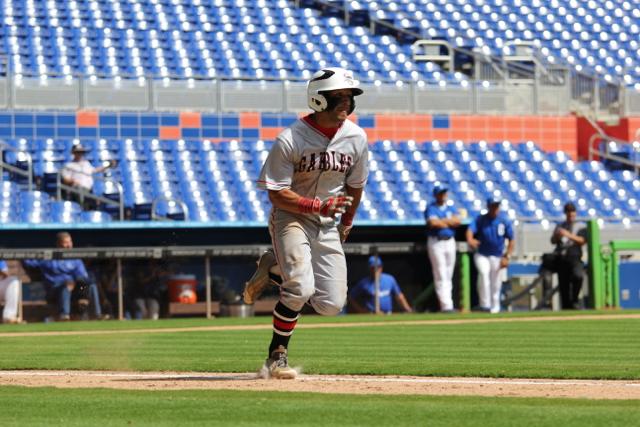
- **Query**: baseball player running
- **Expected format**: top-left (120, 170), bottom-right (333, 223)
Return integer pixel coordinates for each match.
top-left (425, 185), bottom-right (460, 312)
top-left (243, 67), bottom-right (368, 379)
top-left (465, 197), bottom-right (514, 314)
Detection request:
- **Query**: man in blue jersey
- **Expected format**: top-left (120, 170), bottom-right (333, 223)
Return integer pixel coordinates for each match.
top-left (23, 232), bottom-right (103, 321)
top-left (465, 198), bottom-right (515, 313)
top-left (349, 256), bottom-right (413, 314)
top-left (424, 185), bottom-right (461, 312)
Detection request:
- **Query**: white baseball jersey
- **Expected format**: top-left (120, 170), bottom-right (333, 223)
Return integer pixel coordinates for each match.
top-left (61, 160), bottom-right (96, 190)
top-left (257, 118), bottom-right (368, 223)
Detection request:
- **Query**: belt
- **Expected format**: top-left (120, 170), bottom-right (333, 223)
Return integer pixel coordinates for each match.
top-left (429, 236), bottom-right (453, 241)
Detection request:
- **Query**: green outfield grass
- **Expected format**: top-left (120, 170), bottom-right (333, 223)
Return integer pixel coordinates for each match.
top-left (1, 386), bottom-right (638, 427)
top-left (0, 309), bottom-right (636, 333)
top-left (1, 311), bottom-right (639, 379)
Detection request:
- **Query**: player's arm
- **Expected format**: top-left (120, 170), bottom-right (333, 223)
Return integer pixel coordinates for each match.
top-left (427, 217), bottom-right (448, 229)
top-left (268, 189), bottom-right (353, 218)
top-left (550, 225), bottom-right (563, 244)
top-left (349, 298), bottom-right (369, 314)
top-left (348, 284), bottom-right (369, 314)
top-left (560, 228), bottom-right (586, 246)
top-left (94, 160), bottom-right (117, 174)
top-left (336, 184), bottom-right (362, 243)
top-left (466, 227), bottom-right (480, 250)
top-left (395, 292), bottom-right (413, 313)
top-left (60, 165), bottom-right (75, 186)
top-left (446, 213), bottom-right (461, 227)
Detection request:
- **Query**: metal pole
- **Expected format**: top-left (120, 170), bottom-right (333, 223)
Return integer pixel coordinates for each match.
top-left (26, 154), bottom-right (32, 192)
top-left (147, 76), bottom-right (154, 111)
top-left (374, 267), bottom-right (380, 314)
top-left (607, 250), bottom-right (616, 308)
top-left (78, 76), bottom-right (85, 109)
top-left (205, 255), bottom-right (212, 319)
top-left (117, 258), bottom-right (124, 320)
top-left (587, 219), bottom-right (603, 309)
top-left (7, 55), bottom-right (14, 109)
top-left (459, 251), bottom-right (471, 312)
top-left (282, 80), bottom-right (287, 113)
top-left (56, 172), bottom-right (62, 200)
top-left (610, 244), bottom-right (621, 309)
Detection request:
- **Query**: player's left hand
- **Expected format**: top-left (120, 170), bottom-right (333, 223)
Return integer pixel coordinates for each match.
top-left (317, 193), bottom-right (354, 218)
top-left (337, 222), bottom-right (352, 243)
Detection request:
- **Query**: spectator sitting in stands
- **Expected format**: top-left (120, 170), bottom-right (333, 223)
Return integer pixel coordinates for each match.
top-left (0, 260), bottom-right (21, 324)
top-left (349, 256), bottom-right (413, 314)
top-left (61, 142), bottom-right (116, 209)
top-left (23, 232), bottom-right (104, 321)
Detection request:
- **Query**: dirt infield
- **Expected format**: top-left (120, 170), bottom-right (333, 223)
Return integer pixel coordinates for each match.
top-left (1, 370), bottom-right (639, 400)
top-left (1, 313), bottom-right (639, 338)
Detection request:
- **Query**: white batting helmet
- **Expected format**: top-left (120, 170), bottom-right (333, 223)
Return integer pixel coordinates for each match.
top-left (307, 67), bottom-right (363, 112)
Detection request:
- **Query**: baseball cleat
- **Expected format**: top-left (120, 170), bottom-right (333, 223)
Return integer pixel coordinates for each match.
top-left (243, 249), bottom-right (278, 305)
top-left (264, 346), bottom-right (297, 380)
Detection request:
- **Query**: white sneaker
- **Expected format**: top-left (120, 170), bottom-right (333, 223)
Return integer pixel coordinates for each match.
top-left (243, 250), bottom-right (278, 305)
top-left (264, 345), bottom-right (297, 380)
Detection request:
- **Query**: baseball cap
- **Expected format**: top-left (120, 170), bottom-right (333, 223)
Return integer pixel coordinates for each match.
top-left (368, 255), bottom-right (383, 268)
top-left (486, 197), bottom-right (502, 206)
top-left (71, 142), bottom-right (89, 153)
top-left (432, 185), bottom-right (448, 197)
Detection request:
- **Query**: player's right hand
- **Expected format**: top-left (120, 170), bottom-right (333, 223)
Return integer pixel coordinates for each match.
top-left (316, 194), bottom-right (354, 218)
top-left (467, 238), bottom-right (481, 250)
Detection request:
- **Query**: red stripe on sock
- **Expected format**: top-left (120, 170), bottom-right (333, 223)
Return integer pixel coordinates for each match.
top-left (273, 317), bottom-right (297, 332)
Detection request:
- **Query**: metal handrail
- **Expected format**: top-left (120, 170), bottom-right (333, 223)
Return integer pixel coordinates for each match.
top-left (150, 195), bottom-right (189, 221)
top-left (56, 169), bottom-right (125, 220)
top-left (412, 40), bottom-right (454, 71)
top-left (587, 134), bottom-right (640, 174)
top-left (0, 141), bottom-right (33, 191)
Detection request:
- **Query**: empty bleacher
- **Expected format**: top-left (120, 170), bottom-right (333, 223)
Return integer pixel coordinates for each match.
top-left (1, 137), bottom-right (638, 224)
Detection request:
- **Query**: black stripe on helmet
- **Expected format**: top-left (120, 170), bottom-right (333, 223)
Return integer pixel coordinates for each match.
top-left (310, 69), bottom-right (335, 82)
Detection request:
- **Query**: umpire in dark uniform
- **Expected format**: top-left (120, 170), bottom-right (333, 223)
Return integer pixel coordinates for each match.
top-left (541, 202), bottom-right (587, 309)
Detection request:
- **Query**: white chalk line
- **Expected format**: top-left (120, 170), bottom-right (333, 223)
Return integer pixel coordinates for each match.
top-left (1, 370), bottom-right (638, 388)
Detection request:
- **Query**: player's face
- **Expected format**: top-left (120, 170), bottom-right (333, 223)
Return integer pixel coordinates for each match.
top-left (58, 236), bottom-right (73, 249)
top-left (566, 210), bottom-right (576, 223)
top-left (436, 192), bottom-right (448, 204)
top-left (326, 89), bottom-right (354, 121)
top-left (488, 204), bottom-right (500, 218)
top-left (369, 265), bottom-right (382, 277)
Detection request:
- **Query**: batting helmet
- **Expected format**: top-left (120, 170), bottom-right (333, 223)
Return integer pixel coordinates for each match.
top-left (307, 67), bottom-right (363, 112)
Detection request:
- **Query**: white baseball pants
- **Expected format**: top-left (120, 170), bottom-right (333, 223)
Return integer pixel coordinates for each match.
top-left (0, 276), bottom-right (20, 321)
top-left (269, 210), bottom-right (347, 315)
top-left (427, 237), bottom-right (456, 311)
top-left (474, 253), bottom-right (504, 313)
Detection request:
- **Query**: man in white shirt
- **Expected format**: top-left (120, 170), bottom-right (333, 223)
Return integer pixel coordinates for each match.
top-left (61, 143), bottom-right (116, 209)
top-left (0, 260), bottom-right (21, 323)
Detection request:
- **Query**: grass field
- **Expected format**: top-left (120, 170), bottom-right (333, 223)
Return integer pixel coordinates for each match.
top-left (1, 311), bottom-right (639, 379)
top-left (1, 387), bottom-right (640, 427)
top-left (1, 311), bottom-right (639, 426)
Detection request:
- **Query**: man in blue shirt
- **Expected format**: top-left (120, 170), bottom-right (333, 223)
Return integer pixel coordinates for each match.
top-left (349, 256), bottom-right (413, 314)
top-left (0, 260), bottom-right (21, 323)
top-left (23, 232), bottom-right (103, 321)
top-left (425, 186), bottom-right (461, 312)
top-left (466, 198), bottom-right (515, 313)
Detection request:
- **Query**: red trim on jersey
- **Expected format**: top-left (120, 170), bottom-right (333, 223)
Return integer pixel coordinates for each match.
top-left (302, 114), bottom-right (343, 140)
